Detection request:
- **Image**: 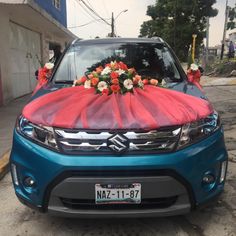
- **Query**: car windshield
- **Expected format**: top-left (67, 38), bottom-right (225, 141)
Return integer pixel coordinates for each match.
top-left (53, 42), bottom-right (182, 83)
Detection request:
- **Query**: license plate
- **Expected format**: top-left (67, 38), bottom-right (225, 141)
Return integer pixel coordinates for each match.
top-left (95, 183), bottom-right (141, 204)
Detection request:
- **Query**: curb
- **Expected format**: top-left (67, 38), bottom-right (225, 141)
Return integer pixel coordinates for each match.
top-left (203, 84), bottom-right (236, 87)
top-left (0, 150), bottom-right (10, 180)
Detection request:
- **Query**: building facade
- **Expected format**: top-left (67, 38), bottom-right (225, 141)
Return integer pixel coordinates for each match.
top-left (0, 0), bottom-right (76, 105)
top-left (34, 0), bottom-right (67, 27)
top-left (229, 30), bottom-right (236, 48)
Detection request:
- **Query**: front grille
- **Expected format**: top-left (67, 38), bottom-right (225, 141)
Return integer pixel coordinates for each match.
top-left (60, 196), bottom-right (178, 210)
top-left (54, 127), bottom-right (181, 155)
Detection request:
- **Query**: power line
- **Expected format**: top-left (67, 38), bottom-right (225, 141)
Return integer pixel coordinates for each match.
top-left (73, 0), bottom-right (100, 22)
top-left (68, 18), bottom-right (111, 28)
top-left (80, 0), bottom-right (110, 25)
top-left (79, 1), bottom-right (100, 21)
top-left (84, 0), bottom-right (94, 11)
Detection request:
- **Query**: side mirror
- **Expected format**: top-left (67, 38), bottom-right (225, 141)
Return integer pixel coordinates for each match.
top-left (35, 70), bottom-right (39, 80)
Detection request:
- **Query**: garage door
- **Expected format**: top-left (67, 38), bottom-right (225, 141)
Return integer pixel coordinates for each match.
top-left (9, 23), bottom-right (41, 98)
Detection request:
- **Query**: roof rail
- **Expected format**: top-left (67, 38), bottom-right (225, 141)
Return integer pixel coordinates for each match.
top-left (71, 38), bottom-right (82, 45)
top-left (151, 36), bottom-right (164, 42)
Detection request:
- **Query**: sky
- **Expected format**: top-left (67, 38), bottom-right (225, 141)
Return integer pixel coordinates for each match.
top-left (67, 0), bottom-right (236, 47)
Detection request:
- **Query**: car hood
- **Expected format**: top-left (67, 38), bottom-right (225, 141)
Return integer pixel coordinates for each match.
top-left (23, 85), bottom-right (213, 130)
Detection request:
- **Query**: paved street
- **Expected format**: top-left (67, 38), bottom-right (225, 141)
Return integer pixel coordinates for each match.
top-left (0, 85), bottom-right (236, 236)
top-left (0, 95), bottom-right (31, 157)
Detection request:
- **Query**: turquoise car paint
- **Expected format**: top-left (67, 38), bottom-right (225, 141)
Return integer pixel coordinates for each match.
top-left (11, 127), bottom-right (227, 209)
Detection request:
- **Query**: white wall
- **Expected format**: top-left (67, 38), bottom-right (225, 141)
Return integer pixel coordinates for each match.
top-left (0, 4), bottom-right (74, 104)
top-left (0, 8), bottom-right (12, 103)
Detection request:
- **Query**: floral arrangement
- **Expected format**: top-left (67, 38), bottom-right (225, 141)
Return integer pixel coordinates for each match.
top-left (73, 61), bottom-right (159, 95)
top-left (38, 62), bottom-right (54, 86)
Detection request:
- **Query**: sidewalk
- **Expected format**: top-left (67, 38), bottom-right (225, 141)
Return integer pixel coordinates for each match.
top-left (0, 95), bottom-right (30, 178)
top-left (201, 76), bottom-right (236, 86)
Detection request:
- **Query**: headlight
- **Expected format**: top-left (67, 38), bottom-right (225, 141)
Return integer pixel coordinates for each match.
top-left (177, 111), bottom-right (221, 149)
top-left (16, 116), bottom-right (58, 150)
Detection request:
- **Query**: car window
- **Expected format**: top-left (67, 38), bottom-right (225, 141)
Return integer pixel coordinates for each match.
top-left (53, 43), bottom-right (182, 82)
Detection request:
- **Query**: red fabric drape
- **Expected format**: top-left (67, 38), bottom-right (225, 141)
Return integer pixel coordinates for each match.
top-left (23, 86), bottom-right (213, 130)
top-left (32, 67), bottom-right (51, 95)
top-left (187, 69), bottom-right (203, 91)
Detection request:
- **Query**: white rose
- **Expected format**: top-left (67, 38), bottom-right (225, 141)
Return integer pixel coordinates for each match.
top-left (110, 61), bottom-right (116, 67)
top-left (138, 80), bottom-right (144, 88)
top-left (84, 80), bottom-right (91, 89)
top-left (101, 67), bottom-right (111, 75)
top-left (97, 81), bottom-right (108, 92)
top-left (190, 63), bottom-right (198, 71)
top-left (45, 62), bottom-right (54, 70)
top-left (117, 69), bottom-right (125, 75)
top-left (123, 79), bottom-right (133, 90)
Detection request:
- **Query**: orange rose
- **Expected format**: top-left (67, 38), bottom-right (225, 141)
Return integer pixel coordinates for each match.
top-left (88, 73), bottom-right (93, 79)
top-left (150, 79), bottom-right (158, 86)
top-left (91, 77), bottom-right (99, 86)
top-left (133, 75), bottom-right (141, 85)
top-left (128, 68), bottom-right (136, 74)
top-left (111, 78), bottom-right (119, 84)
top-left (114, 63), bottom-right (119, 70)
top-left (111, 84), bottom-right (121, 93)
top-left (96, 66), bottom-right (103, 74)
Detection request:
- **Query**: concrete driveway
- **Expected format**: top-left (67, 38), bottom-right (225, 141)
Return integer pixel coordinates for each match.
top-left (0, 85), bottom-right (236, 236)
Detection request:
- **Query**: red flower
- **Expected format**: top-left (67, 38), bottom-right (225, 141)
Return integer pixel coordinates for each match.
top-left (119, 62), bottom-right (128, 71)
top-left (80, 76), bottom-right (87, 83)
top-left (91, 77), bottom-right (99, 86)
top-left (143, 79), bottom-right (149, 85)
top-left (114, 62), bottom-right (119, 70)
top-left (38, 68), bottom-right (48, 85)
top-left (110, 71), bottom-right (119, 80)
top-left (102, 88), bottom-right (109, 95)
top-left (111, 84), bottom-right (121, 93)
top-left (74, 76), bottom-right (87, 85)
top-left (111, 78), bottom-right (119, 85)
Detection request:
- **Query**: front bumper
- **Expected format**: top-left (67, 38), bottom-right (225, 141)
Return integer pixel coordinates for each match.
top-left (10, 128), bottom-right (228, 217)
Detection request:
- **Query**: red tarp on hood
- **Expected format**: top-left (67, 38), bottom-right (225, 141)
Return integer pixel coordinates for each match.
top-left (23, 86), bottom-right (213, 130)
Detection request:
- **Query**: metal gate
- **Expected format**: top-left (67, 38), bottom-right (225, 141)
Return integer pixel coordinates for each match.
top-left (9, 22), bottom-right (41, 98)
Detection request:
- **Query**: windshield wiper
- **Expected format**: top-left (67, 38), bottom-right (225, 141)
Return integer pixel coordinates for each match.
top-left (54, 80), bottom-right (74, 84)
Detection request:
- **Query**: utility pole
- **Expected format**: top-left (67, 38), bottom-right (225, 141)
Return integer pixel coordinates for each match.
top-left (173, 0), bottom-right (177, 49)
top-left (111, 12), bottom-right (115, 37)
top-left (192, 34), bottom-right (197, 62)
top-left (206, 17), bottom-right (210, 65)
top-left (221, 0), bottom-right (229, 60)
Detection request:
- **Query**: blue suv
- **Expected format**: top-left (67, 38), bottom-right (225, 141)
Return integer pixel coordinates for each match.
top-left (10, 38), bottom-right (228, 217)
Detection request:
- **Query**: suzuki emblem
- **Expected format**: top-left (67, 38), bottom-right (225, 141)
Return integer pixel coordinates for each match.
top-left (107, 134), bottom-right (129, 154)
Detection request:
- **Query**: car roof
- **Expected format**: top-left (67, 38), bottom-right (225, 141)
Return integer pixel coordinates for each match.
top-left (72, 37), bottom-right (165, 46)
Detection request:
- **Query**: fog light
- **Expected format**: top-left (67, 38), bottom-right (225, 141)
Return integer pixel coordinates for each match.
top-left (202, 174), bottom-right (215, 184)
top-left (11, 164), bottom-right (19, 186)
top-left (220, 161), bottom-right (227, 183)
top-left (23, 176), bottom-right (36, 188)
